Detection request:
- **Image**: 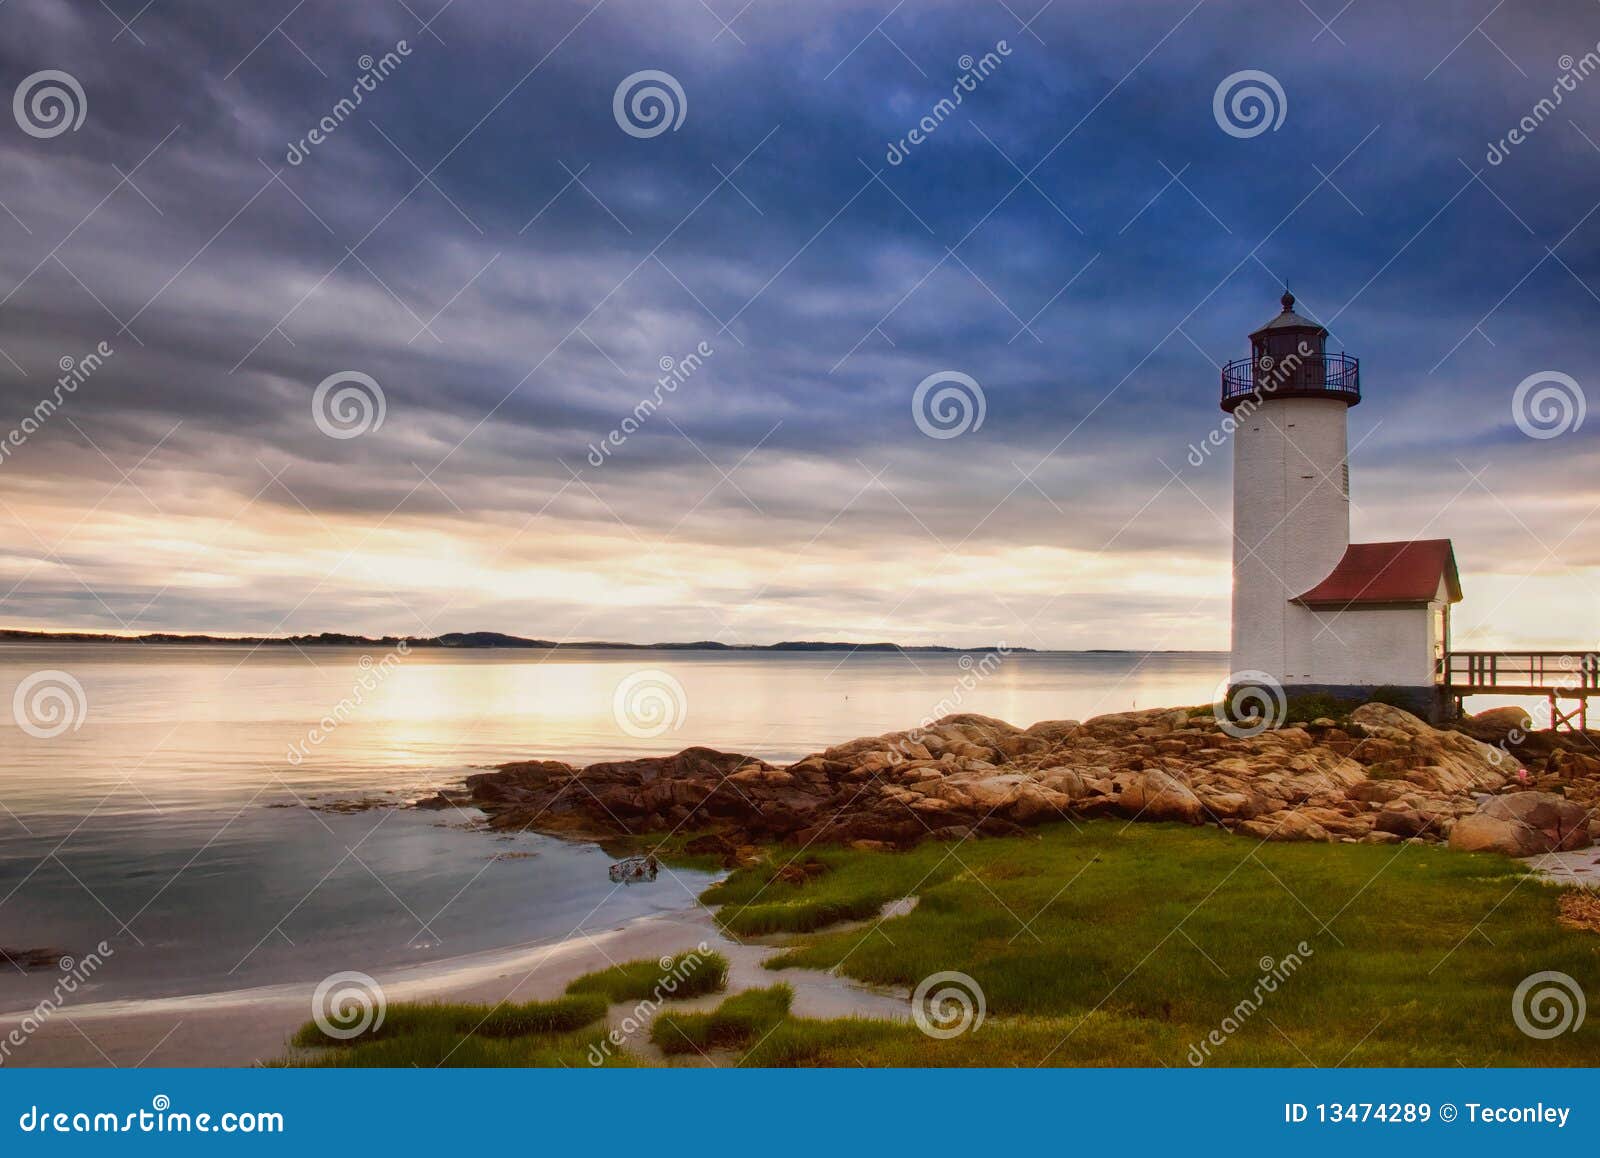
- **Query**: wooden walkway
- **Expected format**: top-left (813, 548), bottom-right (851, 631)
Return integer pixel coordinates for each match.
top-left (1444, 651), bottom-right (1599, 731)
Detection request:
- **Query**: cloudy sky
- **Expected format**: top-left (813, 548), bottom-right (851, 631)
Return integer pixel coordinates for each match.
top-left (0, 0), bottom-right (1596, 649)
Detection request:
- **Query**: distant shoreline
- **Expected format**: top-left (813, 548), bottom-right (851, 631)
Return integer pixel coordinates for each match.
top-left (0, 628), bottom-right (1084, 653)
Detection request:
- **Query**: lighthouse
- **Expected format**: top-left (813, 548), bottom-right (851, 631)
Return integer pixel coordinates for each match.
top-left (1223, 292), bottom-right (1461, 721)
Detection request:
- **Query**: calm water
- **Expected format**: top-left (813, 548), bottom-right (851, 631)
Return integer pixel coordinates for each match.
top-left (0, 644), bottom-right (1225, 1006)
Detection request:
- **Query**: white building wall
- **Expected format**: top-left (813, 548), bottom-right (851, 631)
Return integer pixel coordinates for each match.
top-left (1302, 605), bottom-right (1439, 687)
top-left (1230, 396), bottom-right (1351, 680)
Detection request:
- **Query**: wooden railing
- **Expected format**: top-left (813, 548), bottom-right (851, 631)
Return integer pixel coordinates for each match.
top-left (1442, 651), bottom-right (1600, 694)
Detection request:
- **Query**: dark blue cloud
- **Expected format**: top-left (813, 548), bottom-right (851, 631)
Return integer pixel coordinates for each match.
top-left (0, 0), bottom-right (1594, 643)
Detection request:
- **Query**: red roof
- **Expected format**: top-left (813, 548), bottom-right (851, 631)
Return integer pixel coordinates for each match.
top-left (1293, 539), bottom-right (1462, 608)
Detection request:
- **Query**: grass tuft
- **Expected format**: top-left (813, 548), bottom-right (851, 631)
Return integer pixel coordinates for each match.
top-left (563, 951), bottom-right (728, 1002)
top-left (704, 848), bottom-right (949, 937)
top-left (292, 1025), bottom-right (632, 1068)
top-left (651, 985), bottom-right (794, 1055)
top-left (290, 993), bottom-right (607, 1050)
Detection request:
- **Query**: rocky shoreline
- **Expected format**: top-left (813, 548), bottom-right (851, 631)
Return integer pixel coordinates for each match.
top-left (425, 704), bottom-right (1600, 862)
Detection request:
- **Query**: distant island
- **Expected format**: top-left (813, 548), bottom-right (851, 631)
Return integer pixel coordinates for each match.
top-left (0, 628), bottom-right (1036, 653)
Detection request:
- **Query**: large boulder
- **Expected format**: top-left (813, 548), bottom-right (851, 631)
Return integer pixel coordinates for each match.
top-left (1472, 706), bottom-right (1535, 737)
top-left (1113, 769), bottom-right (1205, 824)
top-left (1025, 719), bottom-right (1082, 744)
top-left (1236, 810), bottom-right (1331, 842)
top-left (1349, 702), bottom-right (1432, 735)
top-left (1196, 788), bottom-right (1264, 820)
top-left (1347, 702), bottom-right (1509, 794)
top-left (1375, 805), bottom-right (1439, 838)
top-left (1448, 791), bottom-right (1593, 857)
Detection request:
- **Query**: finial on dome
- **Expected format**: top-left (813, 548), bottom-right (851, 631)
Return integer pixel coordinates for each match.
top-left (1281, 289), bottom-right (1295, 312)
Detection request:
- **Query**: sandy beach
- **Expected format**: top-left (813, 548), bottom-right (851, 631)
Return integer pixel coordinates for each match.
top-left (0, 899), bottom-right (912, 1068)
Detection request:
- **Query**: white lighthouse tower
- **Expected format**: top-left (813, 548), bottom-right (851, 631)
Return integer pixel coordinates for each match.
top-left (1223, 292), bottom-right (1461, 720)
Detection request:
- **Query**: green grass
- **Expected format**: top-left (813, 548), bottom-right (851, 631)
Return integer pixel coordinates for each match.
top-left (289, 994), bottom-right (607, 1049)
top-left (1282, 692), bottom-right (1361, 723)
top-left (291, 1025), bottom-right (636, 1068)
top-left (286, 821), bottom-right (1600, 1067)
top-left (563, 950), bottom-right (729, 1002)
top-left (1202, 691), bottom-right (1400, 726)
top-left (727, 1011), bottom-right (1353, 1067)
top-left (703, 848), bottom-right (952, 935)
top-left (740, 822), bottom-right (1600, 1066)
top-left (285, 994), bottom-right (619, 1067)
top-left (651, 985), bottom-right (794, 1055)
